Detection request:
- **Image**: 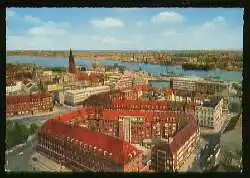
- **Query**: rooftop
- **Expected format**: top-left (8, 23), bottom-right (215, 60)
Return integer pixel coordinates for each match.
top-left (40, 117), bottom-right (141, 165)
top-left (202, 98), bottom-right (221, 108)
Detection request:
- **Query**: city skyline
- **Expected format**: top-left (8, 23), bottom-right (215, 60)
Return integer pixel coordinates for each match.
top-left (6, 8), bottom-right (243, 50)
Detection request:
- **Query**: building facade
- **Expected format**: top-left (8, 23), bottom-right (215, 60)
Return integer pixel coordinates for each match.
top-left (6, 81), bottom-right (24, 95)
top-left (64, 86), bottom-right (111, 105)
top-left (151, 119), bottom-right (200, 172)
top-left (6, 93), bottom-right (54, 117)
top-left (195, 98), bottom-right (224, 131)
top-left (171, 78), bottom-right (228, 95)
top-left (37, 117), bottom-right (142, 172)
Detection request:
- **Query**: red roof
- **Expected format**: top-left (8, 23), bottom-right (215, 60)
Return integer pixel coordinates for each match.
top-left (134, 85), bottom-right (153, 91)
top-left (169, 116), bottom-right (198, 153)
top-left (111, 99), bottom-right (168, 109)
top-left (40, 119), bottom-right (141, 165)
top-left (102, 109), bottom-right (180, 122)
top-left (76, 73), bottom-right (104, 82)
top-left (165, 89), bottom-right (175, 95)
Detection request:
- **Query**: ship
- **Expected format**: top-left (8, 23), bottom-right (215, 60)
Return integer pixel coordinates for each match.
top-left (182, 63), bottom-right (213, 71)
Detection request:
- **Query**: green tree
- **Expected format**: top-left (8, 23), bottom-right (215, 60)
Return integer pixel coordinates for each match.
top-left (29, 123), bottom-right (39, 135)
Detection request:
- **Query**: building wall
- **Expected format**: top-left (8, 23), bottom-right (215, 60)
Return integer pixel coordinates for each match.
top-left (6, 94), bottom-right (53, 117)
top-left (88, 113), bottom-right (179, 144)
top-left (64, 86), bottom-right (111, 105)
top-left (46, 84), bottom-right (63, 92)
top-left (195, 98), bottom-right (224, 131)
top-left (37, 132), bottom-right (139, 172)
top-left (151, 128), bottom-right (200, 172)
top-left (174, 129), bottom-right (199, 171)
top-left (6, 82), bottom-right (23, 94)
top-left (172, 80), bottom-right (196, 92)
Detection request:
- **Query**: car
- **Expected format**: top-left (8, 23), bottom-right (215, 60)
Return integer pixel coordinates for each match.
top-left (32, 156), bottom-right (38, 162)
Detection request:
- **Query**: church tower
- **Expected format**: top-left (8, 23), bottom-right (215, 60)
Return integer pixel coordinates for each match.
top-left (68, 48), bottom-right (76, 74)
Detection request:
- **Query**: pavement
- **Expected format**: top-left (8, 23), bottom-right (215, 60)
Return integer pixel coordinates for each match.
top-left (31, 152), bottom-right (71, 172)
top-left (5, 138), bottom-right (37, 172)
top-left (5, 137), bottom-right (71, 172)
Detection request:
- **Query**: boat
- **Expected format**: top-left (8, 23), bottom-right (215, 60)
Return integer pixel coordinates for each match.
top-left (182, 63), bottom-right (213, 71)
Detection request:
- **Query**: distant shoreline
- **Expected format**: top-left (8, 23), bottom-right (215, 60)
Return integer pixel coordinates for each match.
top-left (6, 54), bottom-right (243, 72)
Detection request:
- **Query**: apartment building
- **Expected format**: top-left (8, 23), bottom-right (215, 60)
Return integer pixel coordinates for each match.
top-left (151, 119), bottom-right (200, 172)
top-left (170, 78), bottom-right (228, 95)
top-left (195, 98), bottom-right (224, 132)
top-left (37, 117), bottom-right (142, 172)
top-left (6, 81), bottom-right (24, 95)
top-left (6, 93), bottom-right (53, 117)
top-left (64, 86), bottom-right (110, 105)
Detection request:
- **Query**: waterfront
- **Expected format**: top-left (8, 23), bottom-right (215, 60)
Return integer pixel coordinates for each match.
top-left (7, 56), bottom-right (242, 82)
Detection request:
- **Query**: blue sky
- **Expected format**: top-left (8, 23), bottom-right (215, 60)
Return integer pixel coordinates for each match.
top-left (6, 8), bottom-right (243, 50)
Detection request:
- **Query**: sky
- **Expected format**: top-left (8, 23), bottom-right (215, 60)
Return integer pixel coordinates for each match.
top-left (6, 8), bottom-right (243, 50)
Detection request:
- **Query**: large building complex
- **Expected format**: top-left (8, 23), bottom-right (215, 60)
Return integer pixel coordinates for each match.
top-left (37, 114), bottom-right (142, 172)
top-left (170, 78), bottom-right (228, 95)
top-left (6, 93), bottom-right (54, 116)
top-left (37, 101), bottom-right (199, 172)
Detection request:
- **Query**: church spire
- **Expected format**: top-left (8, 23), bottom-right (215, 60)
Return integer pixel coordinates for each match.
top-left (69, 48), bottom-right (72, 57)
top-left (68, 48), bottom-right (76, 74)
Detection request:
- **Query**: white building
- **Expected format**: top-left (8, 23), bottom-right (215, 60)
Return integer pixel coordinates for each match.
top-left (6, 81), bottom-right (24, 95)
top-left (64, 86), bottom-right (110, 105)
top-left (195, 98), bottom-right (224, 132)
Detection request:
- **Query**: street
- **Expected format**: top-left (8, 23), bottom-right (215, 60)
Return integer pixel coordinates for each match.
top-left (5, 138), bottom-right (37, 172)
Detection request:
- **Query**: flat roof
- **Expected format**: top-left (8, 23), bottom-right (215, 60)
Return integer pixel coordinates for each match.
top-left (202, 98), bottom-right (221, 108)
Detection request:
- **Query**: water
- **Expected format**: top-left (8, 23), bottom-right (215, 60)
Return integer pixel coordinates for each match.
top-left (7, 56), bottom-right (242, 82)
top-left (150, 81), bottom-right (169, 88)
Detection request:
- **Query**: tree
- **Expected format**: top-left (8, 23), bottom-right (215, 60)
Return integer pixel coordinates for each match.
top-left (29, 123), bottom-right (39, 135)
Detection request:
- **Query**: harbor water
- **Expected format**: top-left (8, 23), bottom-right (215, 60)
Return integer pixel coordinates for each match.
top-left (7, 56), bottom-right (242, 83)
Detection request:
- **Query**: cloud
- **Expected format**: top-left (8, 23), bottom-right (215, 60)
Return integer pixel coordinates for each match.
top-left (6, 12), bottom-right (242, 51)
top-left (24, 15), bottom-right (44, 24)
top-left (6, 9), bottom-right (16, 18)
top-left (27, 20), bottom-right (71, 36)
top-left (90, 17), bottom-right (124, 28)
top-left (160, 16), bottom-right (242, 50)
top-left (151, 11), bottom-right (185, 24)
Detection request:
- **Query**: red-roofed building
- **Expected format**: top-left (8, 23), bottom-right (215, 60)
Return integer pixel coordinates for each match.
top-left (6, 65), bottom-right (33, 86)
top-left (134, 85), bottom-right (154, 98)
top-left (6, 93), bottom-right (53, 117)
top-left (151, 117), bottom-right (200, 172)
top-left (75, 72), bottom-right (104, 86)
top-left (37, 118), bottom-right (142, 172)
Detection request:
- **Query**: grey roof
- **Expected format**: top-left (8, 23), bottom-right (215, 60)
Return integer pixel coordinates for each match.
top-left (202, 98), bottom-right (220, 108)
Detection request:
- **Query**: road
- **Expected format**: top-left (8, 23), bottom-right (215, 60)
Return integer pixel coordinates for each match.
top-left (5, 138), bottom-right (37, 172)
